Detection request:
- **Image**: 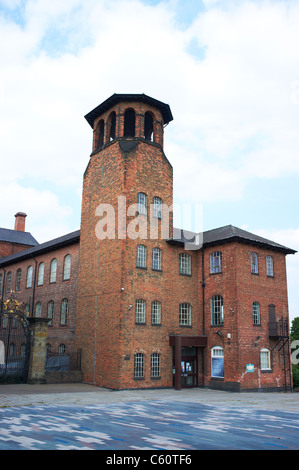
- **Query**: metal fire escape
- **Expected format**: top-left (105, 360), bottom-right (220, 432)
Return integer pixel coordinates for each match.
top-left (269, 318), bottom-right (292, 392)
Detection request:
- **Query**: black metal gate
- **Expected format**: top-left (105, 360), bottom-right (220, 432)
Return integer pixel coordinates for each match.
top-left (0, 296), bottom-right (31, 384)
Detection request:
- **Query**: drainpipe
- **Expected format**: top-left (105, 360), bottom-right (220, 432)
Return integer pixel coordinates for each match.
top-left (201, 247), bottom-right (205, 387)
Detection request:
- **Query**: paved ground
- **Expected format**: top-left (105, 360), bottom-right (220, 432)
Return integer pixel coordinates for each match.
top-left (0, 384), bottom-right (299, 451)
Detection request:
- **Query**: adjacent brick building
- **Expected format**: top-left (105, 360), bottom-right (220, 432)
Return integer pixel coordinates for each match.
top-left (0, 94), bottom-right (296, 391)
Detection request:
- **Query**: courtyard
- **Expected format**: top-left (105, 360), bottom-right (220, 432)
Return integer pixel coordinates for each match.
top-left (0, 384), bottom-right (298, 451)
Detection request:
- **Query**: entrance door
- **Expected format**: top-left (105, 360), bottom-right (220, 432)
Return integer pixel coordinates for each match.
top-left (181, 358), bottom-right (197, 388)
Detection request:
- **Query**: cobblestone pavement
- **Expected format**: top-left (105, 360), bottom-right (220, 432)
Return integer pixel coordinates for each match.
top-left (0, 384), bottom-right (298, 451)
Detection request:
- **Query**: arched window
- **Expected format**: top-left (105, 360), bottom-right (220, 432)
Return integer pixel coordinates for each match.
top-left (50, 258), bottom-right (57, 283)
top-left (138, 192), bottom-right (147, 215)
top-left (0, 340), bottom-right (5, 365)
top-left (134, 353), bottom-right (144, 378)
top-left (153, 196), bottom-right (162, 219)
top-left (16, 269), bottom-right (22, 291)
top-left (6, 272), bottom-right (11, 293)
top-left (136, 244), bottom-right (147, 268)
top-left (211, 346), bottom-right (224, 378)
top-left (144, 112), bottom-right (154, 141)
top-left (260, 348), bottom-right (271, 370)
top-left (211, 295), bottom-right (223, 325)
top-left (60, 298), bottom-right (68, 326)
top-left (26, 266), bottom-right (33, 288)
top-left (210, 251), bottom-right (222, 274)
top-left (179, 253), bottom-right (191, 275)
top-left (35, 302), bottom-right (42, 318)
top-left (124, 109), bottom-right (135, 137)
top-left (151, 353), bottom-right (160, 378)
top-left (179, 303), bottom-right (191, 326)
top-left (108, 111), bottom-right (116, 141)
top-left (253, 301), bottom-right (260, 325)
top-left (151, 301), bottom-right (161, 325)
top-left (96, 119), bottom-right (104, 149)
top-left (48, 300), bottom-right (54, 326)
top-left (37, 262), bottom-right (44, 286)
top-left (63, 254), bottom-right (71, 280)
top-left (152, 248), bottom-right (161, 271)
top-left (135, 299), bottom-right (146, 324)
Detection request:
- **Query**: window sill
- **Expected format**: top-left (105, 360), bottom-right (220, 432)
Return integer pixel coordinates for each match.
top-left (179, 273), bottom-right (192, 277)
top-left (136, 266), bottom-right (147, 270)
top-left (134, 377), bottom-right (145, 381)
top-left (261, 369), bottom-right (272, 373)
top-left (251, 272), bottom-right (259, 276)
top-left (135, 322), bottom-right (146, 326)
top-left (151, 323), bottom-right (161, 327)
top-left (152, 268), bottom-right (162, 272)
top-left (150, 376), bottom-right (161, 380)
top-left (179, 324), bottom-right (192, 328)
top-left (210, 271), bottom-right (222, 276)
top-left (211, 377), bottom-right (224, 381)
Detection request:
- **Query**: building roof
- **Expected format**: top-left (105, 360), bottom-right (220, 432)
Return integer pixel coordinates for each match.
top-left (0, 228), bottom-right (38, 247)
top-left (84, 93), bottom-right (173, 128)
top-left (170, 224), bottom-right (297, 254)
top-left (0, 230), bottom-right (80, 268)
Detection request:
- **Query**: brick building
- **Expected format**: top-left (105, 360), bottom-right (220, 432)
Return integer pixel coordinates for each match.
top-left (0, 94), bottom-right (296, 391)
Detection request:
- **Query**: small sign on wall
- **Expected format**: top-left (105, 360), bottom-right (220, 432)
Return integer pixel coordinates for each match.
top-left (246, 364), bottom-right (255, 373)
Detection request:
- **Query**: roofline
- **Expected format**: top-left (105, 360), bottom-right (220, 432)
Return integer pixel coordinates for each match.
top-left (0, 230), bottom-right (80, 268)
top-left (84, 93), bottom-right (173, 128)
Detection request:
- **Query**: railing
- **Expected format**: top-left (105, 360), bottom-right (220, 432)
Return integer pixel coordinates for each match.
top-left (45, 349), bottom-right (82, 372)
top-left (268, 318), bottom-right (289, 338)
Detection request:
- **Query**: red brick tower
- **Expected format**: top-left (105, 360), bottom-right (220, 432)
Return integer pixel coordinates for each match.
top-left (75, 94), bottom-right (174, 388)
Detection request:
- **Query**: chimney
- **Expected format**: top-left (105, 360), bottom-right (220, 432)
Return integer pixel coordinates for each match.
top-left (14, 212), bottom-right (27, 232)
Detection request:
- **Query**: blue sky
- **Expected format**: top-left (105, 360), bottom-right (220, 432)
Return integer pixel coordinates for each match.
top-left (0, 0), bottom-right (298, 321)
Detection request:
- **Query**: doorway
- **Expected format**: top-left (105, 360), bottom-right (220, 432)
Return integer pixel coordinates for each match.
top-left (181, 357), bottom-right (197, 388)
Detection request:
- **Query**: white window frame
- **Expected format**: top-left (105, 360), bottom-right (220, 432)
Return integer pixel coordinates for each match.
top-left (151, 353), bottom-right (160, 378)
top-left (179, 253), bottom-right (191, 275)
top-left (63, 254), bottom-right (71, 280)
top-left (210, 251), bottom-right (222, 274)
top-left (253, 301), bottom-right (260, 325)
top-left (50, 258), bottom-right (57, 283)
top-left (134, 353), bottom-right (144, 378)
top-left (138, 192), bottom-right (147, 216)
top-left (251, 252), bottom-right (258, 274)
top-left (152, 247), bottom-right (161, 270)
top-left (26, 266), bottom-right (33, 288)
top-left (37, 262), bottom-right (44, 286)
top-left (211, 295), bottom-right (224, 326)
top-left (136, 244), bottom-right (147, 268)
top-left (179, 303), bottom-right (191, 326)
top-left (153, 196), bottom-right (162, 219)
top-left (260, 348), bottom-right (271, 370)
top-left (151, 301), bottom-right (161, 325)
top-left (211, 346), bottom-right (224, 378)
top-left (135, 299), bottom-right (146, 324)
top-left (266, 255), bottom-right (274, 277)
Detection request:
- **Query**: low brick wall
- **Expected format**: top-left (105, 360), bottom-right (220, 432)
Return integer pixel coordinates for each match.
top-left (45, 370), bottom-right (82, 384)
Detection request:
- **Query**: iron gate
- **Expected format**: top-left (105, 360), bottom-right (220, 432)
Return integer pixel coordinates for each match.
top-left (0, 296), bottom-right (31, 384)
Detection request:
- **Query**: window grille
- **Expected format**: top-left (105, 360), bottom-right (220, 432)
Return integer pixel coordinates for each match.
top-left (211, 295), bottom-right (223, 325)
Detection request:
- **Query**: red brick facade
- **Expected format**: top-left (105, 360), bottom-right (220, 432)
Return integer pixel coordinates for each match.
top-left (0, 94), bottom-right (295, 391)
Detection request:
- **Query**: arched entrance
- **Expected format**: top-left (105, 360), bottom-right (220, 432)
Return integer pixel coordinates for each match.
top-left (0, 295), bottom-right (31, 384)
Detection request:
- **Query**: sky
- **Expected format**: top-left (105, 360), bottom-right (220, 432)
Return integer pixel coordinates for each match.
top-left (0, 0), bottom-right (298, 322)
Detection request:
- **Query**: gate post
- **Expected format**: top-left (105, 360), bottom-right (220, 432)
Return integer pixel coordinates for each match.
top-left (27, 318), bottom-right (49, 384)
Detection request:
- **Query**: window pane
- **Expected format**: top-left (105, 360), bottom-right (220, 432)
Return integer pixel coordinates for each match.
top-left (138, 192), bottom-right (147, 215)
top-left (63, 254), bottom-right (71, 280)
top-left (61, 299), bottom-right (68, 325)
top-left (26, 266), bottom-right (33, 288)
top-left (266, 255), bottom-right (273, 276)
top-left (37, 263), bottom-right (44, 286)
top-left (135, 300), bottom-right (145, 323)
top-left (211, 296), bottom-right (223, 325)
top-left (152, 248), bottom-right (161, 270)
top-left (153, 196), bottom-right (162, 219)
top-left (151, 353), bottom-right (160, 378)
top-left (260, 349), bottom-right (271, 370)
top-left (211, 347), bottom-right (224, 377)
top-left (134, 353), bottom-right (144, 378)
top-left (251, 252), bottom-right (258, 274)
top-left (6, 272), bottom-right (11, 292)
top-left (50, 259), bottom-right (57, 283)
top-left (35, 302), bottom-right (42, 318)
top-left (16, 269), bottom-right (21, 291)
top-left (151, 301), bottom-right (161, 324)
top-left (253, 302), bottom-right (260, 325)
top-left (210, 251), bottom-right (222, 274)
top-left (136, 245), bottom-right (146, 268)
top-left (179, 303), bottom-right (191, 326)
top-left (48, 301), bottom-right (54, 326)
top-left (179, 253), bottom-right (191, 275)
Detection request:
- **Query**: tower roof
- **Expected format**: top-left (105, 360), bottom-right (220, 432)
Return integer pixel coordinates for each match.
top-left (84, 93), bottom-right (173, 128)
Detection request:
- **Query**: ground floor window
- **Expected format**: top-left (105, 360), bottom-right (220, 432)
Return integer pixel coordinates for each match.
top-left (211, 346), bottom-right (224, 378)
top-left (260, 348), bottom-right (271, 370)
top-left (134, 353), bottom-right (144, 378)
top-left (151, 353), bottom-right (160, 378)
